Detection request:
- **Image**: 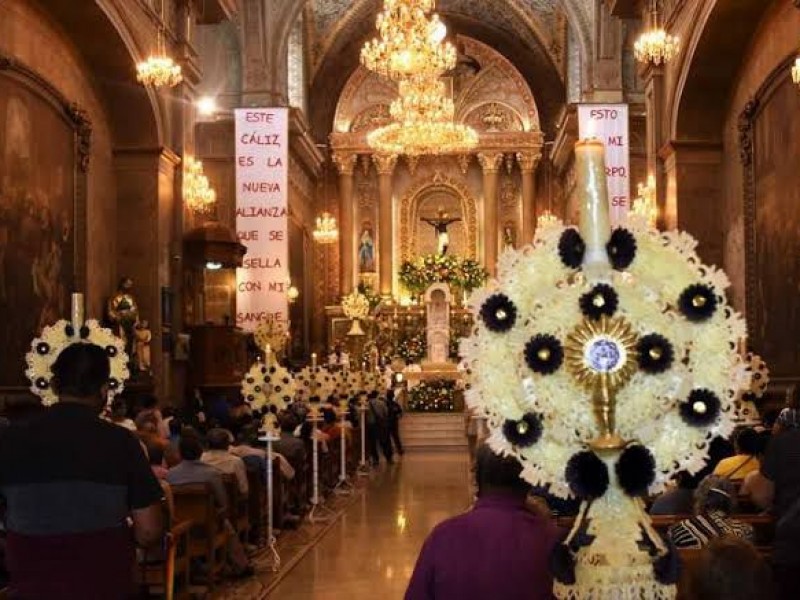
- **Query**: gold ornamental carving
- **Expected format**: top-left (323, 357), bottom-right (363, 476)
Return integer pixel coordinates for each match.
top-left (372, 153), bottom-right (399, 176)
top-left (516, 152), bottom-right (540, 174)
top-left (477, 152), bottom-right (505, 174)
top-left (333, 152), bottom-right (358, 176)
top-left (399, 172), bottom-right (478, 262)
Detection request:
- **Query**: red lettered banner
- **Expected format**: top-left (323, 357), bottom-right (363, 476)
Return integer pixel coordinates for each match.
top-left (578, 104), bottom-right (630, 225)
top-left (234, 108), bottom-right (289, 332)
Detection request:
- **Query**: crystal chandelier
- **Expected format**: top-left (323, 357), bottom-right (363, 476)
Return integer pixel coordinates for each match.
top-left (136, 25), bottom-right (183, 88)
top-left (632, 175), bottom-right (658, 228)
top-left (793, 56), bottom-right (800, 86)
top-left (313, 212), bottom-right (339, 244)
top-left (183, 157), bottom-right (216, 214)
top-left (634, 1), bottom-right (679, 66)
top-left (536, 210), bottom-right (559, 229)
top-left (361, 1), bottom-right (455, 81)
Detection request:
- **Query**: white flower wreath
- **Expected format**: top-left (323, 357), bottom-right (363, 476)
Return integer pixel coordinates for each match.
top-left (462, 214), bottom-right (748, 499)
top-left (241, 361), bottom-right (296, 412)
top-left (294, 366), bottom-right (336, 401)
top-left (25, 319), bottom-right (129, 407)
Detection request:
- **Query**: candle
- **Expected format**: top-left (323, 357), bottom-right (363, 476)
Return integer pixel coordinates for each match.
top-left (265, 344), bottom-right (272, 368)
top-left (311, 352), bottom-right (317, 368)
top-left (71, 293), bottom-right (85, 330)
top-left (575, 138), bottom-right (611, 279)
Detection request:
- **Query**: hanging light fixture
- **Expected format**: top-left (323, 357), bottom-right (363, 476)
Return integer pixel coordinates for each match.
top-left (183, 157), bottom-right (216, 214)
top-left (360, 1), bottom-right (456, 82)
top-left (136, 5), bottom-right (183, 88)
top-left (313, 212), bottom-right (339, 244)
top-left (632, 175), bottom-right (658, 228)
top-left (634, 0), bottom-right (680, 66)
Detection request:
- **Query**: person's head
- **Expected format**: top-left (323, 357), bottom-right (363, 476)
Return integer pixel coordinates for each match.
top-left (675, 470), bottom-right (703, 491)
top-left (323, 408), bottom-right (336, 425)
top-left (146, 442), bottom-right (164, 467)
top-left (109, 398), bottom-right (127, 420)
top-left (178, 435), bottom-right (204, 461)
top-left (694, 475), bottom-right (736, 515)
top-left (139, 394), bottom-right (159, 411)
top-left (168, 416), bottom-right (183, 438)
top-left (685, 537), bottom-right (773, 600)
top-left (207, 428), bottom-right (233, 451)
top-left (279, 413), bottom-right (299, 433)
top-left (475, 444), bottom-right (529, 498)
top-left (135, 411), bottom-right (158, 433)
top-left (785, 384), bottom-right (799, 410)
top-left (734, 427), bottom-right (759, 456)
top-left (51, 343), bottom-right (110, 410)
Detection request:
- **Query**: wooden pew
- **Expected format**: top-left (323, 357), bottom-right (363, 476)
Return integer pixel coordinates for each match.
top-left (171, 483), bottom-right (229, 587)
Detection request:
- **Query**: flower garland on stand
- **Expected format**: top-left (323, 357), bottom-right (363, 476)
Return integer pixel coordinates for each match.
top-left (408, 380), bottom-right (457, 413)
top-left (241, 360), bottom-right (296, 413)
top-left (26, 319), bottom-right (129, 406)
top-left (399, 254), bottom-right (488, 297)
top-left (396, 331), bottom-right (426, 364)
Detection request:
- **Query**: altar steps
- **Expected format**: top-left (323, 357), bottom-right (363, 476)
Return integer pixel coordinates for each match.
top-left (400, 413), bottom-right (467, 452)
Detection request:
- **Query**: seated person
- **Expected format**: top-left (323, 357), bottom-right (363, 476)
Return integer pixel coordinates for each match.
top-left (774, 384), bottom-right (800, 434)
top-left (273, 413), bottom-right (308, 475)
top-left (230, 425), bottom-right (295, 481)
top-left (651, 471), bottom-right (703, 516)
top-left (136, 412), bottom-right (168, 453)
top-left (683, 537), bottom-right (773, 600)
top-left (146, 442), bottom-right (169, 480)
top-left (669, 475), bottom-right (754, 549)
top-left (106, 397), bottom-right (135, 431)
top-left (406, 445), bottom-right (559, 600)
top-left (166, 435), bottom-right (252, 577)
top-left (714, 427), bottom-right (761, 480)
top-left (202, 428), bottom-right (249, 496)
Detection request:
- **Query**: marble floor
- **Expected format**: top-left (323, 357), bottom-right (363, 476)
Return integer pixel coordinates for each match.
top-left (268, 451), bottom-right (473, 599)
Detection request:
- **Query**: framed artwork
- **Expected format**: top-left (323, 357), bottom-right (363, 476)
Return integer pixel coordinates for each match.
top-left (0, 55), bottom-right (90, 388)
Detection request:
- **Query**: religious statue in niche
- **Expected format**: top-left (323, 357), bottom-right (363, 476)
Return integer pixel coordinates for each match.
top-left (421, 208), bottom-right (462, 256)
top-left (107, 276), bottom-right (140, 365)
top-left (359, 222), bottom-right (376, 273)
top-left (134, 320), bottom-right (152, 374)
top-left (503, 222), bottom-right (516, 250)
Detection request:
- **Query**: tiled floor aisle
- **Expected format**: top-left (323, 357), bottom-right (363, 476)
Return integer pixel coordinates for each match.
top-left (268, 452), bottom-right (472, 599)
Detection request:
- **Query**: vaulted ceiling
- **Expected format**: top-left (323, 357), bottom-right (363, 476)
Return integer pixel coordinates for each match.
top-left (305, 0), bottom-right (586, 139)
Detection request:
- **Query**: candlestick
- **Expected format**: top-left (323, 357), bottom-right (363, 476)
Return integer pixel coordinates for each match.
top-left (575, 138), bottom-right (611, 280)
top-left (71, 293), bottom-right (85, 330)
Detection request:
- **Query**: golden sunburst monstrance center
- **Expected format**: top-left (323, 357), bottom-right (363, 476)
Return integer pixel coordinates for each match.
top-left (565, 316), bottom-right (639, 450)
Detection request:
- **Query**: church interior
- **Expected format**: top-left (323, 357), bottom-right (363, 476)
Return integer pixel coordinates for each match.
top-left (1, 0), bottom-right (800, 598)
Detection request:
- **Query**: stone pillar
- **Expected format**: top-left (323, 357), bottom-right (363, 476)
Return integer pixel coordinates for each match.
top-left (333, 153), bottom-right (357, 296)
top-left (517, 152), bottom-right (540, 245)
top-left (478, 152), bottom-right (504, 274)
top-left (114, 148), bottom-right (180, 399)
top-left (373, 154), bottom-right (398, 299)
top-left (643, 64), bottom-right (666, 227)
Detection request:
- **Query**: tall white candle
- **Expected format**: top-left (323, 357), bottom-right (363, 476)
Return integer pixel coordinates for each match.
top-left (311, 352), bottom-right (317, 368)
top-left (71, 293), bottom-right (85, 330)
top-left (265, 344), bottom-right (272, 368)
top-left (575, 138), bottom-right (612, 280)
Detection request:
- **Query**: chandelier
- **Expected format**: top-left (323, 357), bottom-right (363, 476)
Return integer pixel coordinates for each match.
top-left (632, 175), bottom-right (658, 228)
top-left (136, 24), bottom-right (182, 88)
top-left (793, 56), bottom-right (800, 86)
top-left (312, 212), bottom-right (339, 244)
top-left (183, 157), bottom-right (216, 214)
top-left (634, 1), bottom-right (679, 66)
top-left (361, 2), bottom-right (455, 81)
top-left (536, 210), bottom-right (559, 230)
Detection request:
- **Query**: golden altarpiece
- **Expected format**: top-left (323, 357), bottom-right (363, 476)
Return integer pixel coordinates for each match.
top-left (319, 37), bottom-right (545, 361)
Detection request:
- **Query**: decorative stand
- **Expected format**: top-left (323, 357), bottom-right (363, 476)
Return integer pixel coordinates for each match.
top-left (357, 395), bottom-right (369, 476)
top-left (259, 427), bottom-right (281, 571)
top-left (307, 407), bottom-right (335, 523)
top-left (334, 401), bottom-right (354, 495)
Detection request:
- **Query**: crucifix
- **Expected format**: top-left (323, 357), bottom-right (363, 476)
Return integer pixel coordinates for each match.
top-left (421, 207), bottom-right (462, 256)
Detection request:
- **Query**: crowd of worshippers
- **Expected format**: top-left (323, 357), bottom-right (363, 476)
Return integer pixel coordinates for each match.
top-left (0, 343), bottom-right (405, 598)
top-left (408, 386), bottom-right (800, 600)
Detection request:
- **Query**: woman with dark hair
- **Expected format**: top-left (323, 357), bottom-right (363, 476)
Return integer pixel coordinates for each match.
top-left (684, 537), bottom-right (774, 600)
top-left (774, 385), bottom-right (800, 433)
top-left (714, 427), bottom-right (761, 480)
top-left (669, 475), bottom-right (754, 549)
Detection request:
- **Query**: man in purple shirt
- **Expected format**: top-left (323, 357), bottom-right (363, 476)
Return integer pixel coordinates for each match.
top-left (406, 445), bottom-right (560, 600)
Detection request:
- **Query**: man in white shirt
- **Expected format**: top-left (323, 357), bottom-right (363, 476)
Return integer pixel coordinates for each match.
top-left (202, 428), bottom-right (249, 496)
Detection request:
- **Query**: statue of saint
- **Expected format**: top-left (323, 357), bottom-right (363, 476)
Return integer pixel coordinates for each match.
top-left (421, 208), bottom-right (462, 256)
top-left (134, 320), bottom-right (152, 373)
top-left (358, 226), bottom-right (376, 272)
top-left (107, 276), bottom-right (139, 360)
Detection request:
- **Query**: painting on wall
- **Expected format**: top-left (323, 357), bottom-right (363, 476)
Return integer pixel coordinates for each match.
top-left (0, 70), bottom-right (77, 387)
top-left (358, 221), bottom-right (376, 273)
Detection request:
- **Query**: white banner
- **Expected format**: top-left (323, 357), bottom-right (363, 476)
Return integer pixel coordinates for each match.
top-left (578, 104), bottom-right (630, 225)
top-left (234, 108), bottom-right (289, 332)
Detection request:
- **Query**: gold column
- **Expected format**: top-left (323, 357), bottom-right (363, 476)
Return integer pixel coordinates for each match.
top-left (644, 63), bottom-right (665, 228)
top-left (373, 154), bottom-right (398, 299)
top-left (478, 152), bottom-right (504, 275)
top-left (517, 152), bottom-right (540, 245)
top-left (333, 153), bottom-right (357, 296)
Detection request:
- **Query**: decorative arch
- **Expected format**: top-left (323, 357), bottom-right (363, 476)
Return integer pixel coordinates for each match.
top-left (399, 172), bottom-right (478, 261)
